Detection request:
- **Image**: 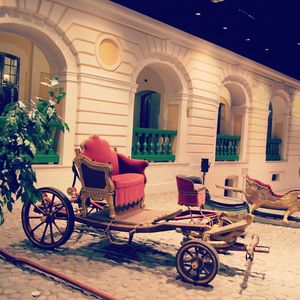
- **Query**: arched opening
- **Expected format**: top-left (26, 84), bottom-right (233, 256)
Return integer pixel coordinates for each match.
top-left (131, 63), bottom-right (183, 162)
top-left (266, 94), bottom-right (288, 161)
top-left (0, 26), bottom-right (71, 164)
top-left (216, 81), bottom-right (248, 161)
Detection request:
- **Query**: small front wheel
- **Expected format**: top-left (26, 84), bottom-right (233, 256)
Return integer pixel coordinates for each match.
top-left (176, 240), bottom-right (219, 285)
top-left (22, 187), bottom-right (74, 250)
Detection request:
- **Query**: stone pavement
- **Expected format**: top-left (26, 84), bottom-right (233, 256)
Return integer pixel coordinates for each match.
top-left (1, 192), bottom-right (300, 300)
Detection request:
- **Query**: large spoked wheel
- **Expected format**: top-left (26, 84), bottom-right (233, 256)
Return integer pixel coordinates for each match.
top-left (176, 240), bottom-right (220, 285)
top-left (22, 187), bottom-right (74, 250)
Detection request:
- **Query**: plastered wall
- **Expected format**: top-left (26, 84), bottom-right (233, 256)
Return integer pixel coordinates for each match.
top-left (1, 0), bottom-right (300, 195)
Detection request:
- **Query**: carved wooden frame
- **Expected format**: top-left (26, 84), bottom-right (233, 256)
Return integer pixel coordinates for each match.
top-left (73, 156), bottom-right (117, 219)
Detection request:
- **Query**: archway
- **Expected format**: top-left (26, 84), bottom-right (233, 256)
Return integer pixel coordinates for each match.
top-left (131, 62), bottom-right (187, 162)
top-left (0, 18), bottom-right (78, 165)
top-left (216, 78), bottom-right (250, 162)
top-left (266, 92), bottom-right (290, 160)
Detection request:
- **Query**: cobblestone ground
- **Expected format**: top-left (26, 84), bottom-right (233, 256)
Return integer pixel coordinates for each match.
top-left (1, 192), bottom-right (300, 300)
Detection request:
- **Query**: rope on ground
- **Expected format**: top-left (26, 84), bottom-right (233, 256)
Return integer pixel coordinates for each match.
top-left (0, 248), bottom-right (118, 300)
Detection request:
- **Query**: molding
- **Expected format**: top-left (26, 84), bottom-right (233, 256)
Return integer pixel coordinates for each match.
top-left (52, 0), bottom-right (300, 89)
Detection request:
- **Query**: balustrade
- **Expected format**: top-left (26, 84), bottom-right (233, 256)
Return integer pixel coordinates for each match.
top-left (132, 127), bottom-right (177, 162)
top-left (215, 134), bottom-right (240, 161)
top-left (266, 138), bottom-right (281, 161)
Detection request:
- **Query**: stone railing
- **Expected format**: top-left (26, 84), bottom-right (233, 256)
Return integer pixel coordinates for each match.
top-left (266, 138), bottom-right (281, 161)
top-left (215, 134), bottom-right (240, 161)
top-left (132, 127), bottom-right (177, 162)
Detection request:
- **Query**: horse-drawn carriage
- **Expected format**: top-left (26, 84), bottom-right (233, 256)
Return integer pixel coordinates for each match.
top-left (21, 135), bottom-right (269, 285)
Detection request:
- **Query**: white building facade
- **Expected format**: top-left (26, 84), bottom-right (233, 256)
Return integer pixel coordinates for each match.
top-left (1, 0), bottom-right (300, 197)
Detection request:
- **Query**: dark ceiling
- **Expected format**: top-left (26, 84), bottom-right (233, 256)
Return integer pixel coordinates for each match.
top-left (111, 0), bottom-right (300, 81)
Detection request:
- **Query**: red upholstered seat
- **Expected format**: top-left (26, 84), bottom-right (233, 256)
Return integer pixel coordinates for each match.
top-left (79, 135), bottom-right (148, 209)
top-left (112, 174), bottom-right (145, 207)
top-left (176, 175), bottom-right (206, 207)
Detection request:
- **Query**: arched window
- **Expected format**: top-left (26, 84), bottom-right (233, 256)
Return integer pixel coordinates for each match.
top-left (0, 52), bottom-right (20, 113)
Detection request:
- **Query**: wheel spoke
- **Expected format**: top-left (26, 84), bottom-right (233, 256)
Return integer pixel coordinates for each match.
top-left (32, 202), bottom-right (46, 214)
top-left (41, 222), bottom-right (49, 243)
top-left (53, 216), bottom-right (67, 221)
top-left (31, 220), bottom-right (46, 233)
top-left (49, 194), bottom-right (56, 211)
top-left (186, 249), bottom-right (194, 258)
top-left (183, 257), bottom-right (193, 263)
top-left (183, 262), bottom-right (192, 268)
top-left (52, 220), bottom-right (64, 235)
top-left (202, 264), bottom-right (211, 275)
top-left (29, 216), bottom-right (43, 219)
top-left (194, 246), bottom-right (199, 255)
top-left (49, 222), bottom-right (55, 244)
top-left (52, 204), bottom-right (64, 215)
top-left (41, 194), bottom-right (47, 210)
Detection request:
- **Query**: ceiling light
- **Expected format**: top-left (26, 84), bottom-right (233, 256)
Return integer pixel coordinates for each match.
top-left (223, 26), bottom-right (228, 30)
top-left (195, 12), bottom-right (202, 16)
top-left (297, 42), bottom-right (300, 46)
top-left (211, 0), bottom-right (225, 3)
top-left (265, 48), bottom-right (269, 51)
top-left (245, 38), bottom-right (251, 42)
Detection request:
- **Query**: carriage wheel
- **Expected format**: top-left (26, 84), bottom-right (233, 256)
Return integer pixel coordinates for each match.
top-left (176, 240), bottom-right (220, 285)
top-left (22, 187), bottom-right (74, 250)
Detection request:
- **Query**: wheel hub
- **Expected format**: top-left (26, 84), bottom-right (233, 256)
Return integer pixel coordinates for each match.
top-left (191, 256), bottom-right (204, 270)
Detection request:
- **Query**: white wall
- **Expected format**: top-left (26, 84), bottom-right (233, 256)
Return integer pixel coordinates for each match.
top-left (1, 0), bottom-right (300, 195)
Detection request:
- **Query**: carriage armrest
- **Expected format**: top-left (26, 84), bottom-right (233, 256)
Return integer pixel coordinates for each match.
top-left (74, 156), bottom-right (114, 192)
top-left (117, 153), bottom-right (149, 182)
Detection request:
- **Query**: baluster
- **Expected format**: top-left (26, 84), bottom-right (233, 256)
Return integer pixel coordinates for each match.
top-left (234, 140), bottom-right (238, 156)
top-left (143, 133), bottom-right (148, 154)
top-left (156, 134), bottom-right (161, 154)
top-left (219, 138), bottom-right (223, 156)
top-left (161, 134), bottom-right (166, 154)
top-left (223, 138), bottom-right (227, 156)
top-left (136, 133), bottom-right (141, 154)
top-left (149, 134), bottom-right (154, 155)
top-left (216, 137), bottom-right (220, 156)
top-left (167, 134), bottom-right (172, 154)
top-left (228, 139), bottom-right (232, 156)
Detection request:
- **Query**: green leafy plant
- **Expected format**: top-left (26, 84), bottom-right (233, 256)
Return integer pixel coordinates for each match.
top-left (0, 77), bottom-right (68, 224)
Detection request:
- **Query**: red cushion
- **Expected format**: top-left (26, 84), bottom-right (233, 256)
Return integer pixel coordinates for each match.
top-left (112, 173), bottom-right (144, 188)
top-left (80, 135), bottom-right (119, 175)
top-left (112, 173), bottom-right (145, 207)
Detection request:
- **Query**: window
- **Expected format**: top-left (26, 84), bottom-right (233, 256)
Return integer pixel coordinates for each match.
top-left (0, 52), bottom-right (20, 113)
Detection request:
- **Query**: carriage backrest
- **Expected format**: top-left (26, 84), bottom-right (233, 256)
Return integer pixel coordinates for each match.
top-left (79, 135), bottom-right (119, 175)
top-left (176, 175), bottom-right (206, 207)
